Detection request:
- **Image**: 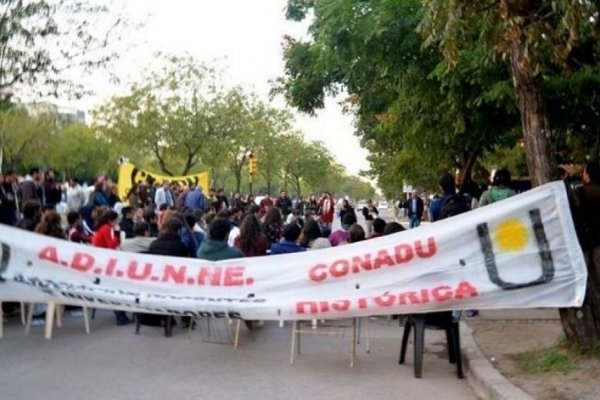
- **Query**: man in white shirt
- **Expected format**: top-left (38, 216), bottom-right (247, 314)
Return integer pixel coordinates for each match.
top-left (154, 181), bottom-right (174, 208)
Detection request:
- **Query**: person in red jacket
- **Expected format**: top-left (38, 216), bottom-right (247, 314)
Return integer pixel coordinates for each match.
top-left (92, 210), bottom-right (120, 249)
top-left (318, 192), bottom-right (335, 236)
top-left (91, 210), bottom-right (130, 325)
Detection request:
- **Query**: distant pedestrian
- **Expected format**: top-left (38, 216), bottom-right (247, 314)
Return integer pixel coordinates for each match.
top-left (407, 190), bottom-right (424, 228)
top-left (361, 199), bottom-right (378, 237)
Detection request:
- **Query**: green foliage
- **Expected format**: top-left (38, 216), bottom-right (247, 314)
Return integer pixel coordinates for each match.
top-left (45, 123), bottom-right (111, 180)
top-left (93, 54), bottom-right (220, 176)
top-left (279, 0), bottom-right (519, 195)
top-left (0, 0), bottom-right (126, 100)
top-left (0, 108), bottom-right (54, 172)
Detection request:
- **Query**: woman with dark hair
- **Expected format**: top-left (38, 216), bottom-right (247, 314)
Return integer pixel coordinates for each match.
top-left (34, 211), bottom-right (65, 239)
top-left (339, 199), bottom-right (354, 223)
top-left (92, 210), bottom-right (120, 249)
top-left (234, 214), bottom-right (269, 257)
top-left (383, 222), bottom-right (406, 235)
top-left (261, 207), bottom-right (283, 246)
top-left (299, 219), bottom-right (331, 250)
top-left (347, 224), bottom-right (366, 244)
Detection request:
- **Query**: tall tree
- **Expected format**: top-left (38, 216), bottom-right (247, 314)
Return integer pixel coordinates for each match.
top-left (0, 0), bottom-right (126, 101)
top-left (420, 0), bottom-right (598, 186)
top-left (93, 54), bottom-right (218, 176)
top-left (278, 0), bottom-right (517, 195)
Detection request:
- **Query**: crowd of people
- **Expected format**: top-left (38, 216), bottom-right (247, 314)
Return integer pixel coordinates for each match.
top-left (2, 161), bottom-right (598, 327)
top-left (0, 168), bottom-right (404, 327)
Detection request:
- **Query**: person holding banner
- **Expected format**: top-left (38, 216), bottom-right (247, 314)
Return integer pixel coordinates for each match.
top-left (573, 162), bottom-right (600, 265)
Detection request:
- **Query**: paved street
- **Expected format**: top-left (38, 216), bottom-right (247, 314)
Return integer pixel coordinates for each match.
top-left (0, 311), bottom-right (475, 400)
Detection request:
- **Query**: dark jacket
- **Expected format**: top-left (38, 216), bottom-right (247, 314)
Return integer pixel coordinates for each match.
top-left (276, 196), bottom-right (293, 216)
top-left (573, 183), bottom-right (600, 250)
top-left (120, 218), bottom-right (135, 239)
top-left (148, 232), bottom-right (189, 258)
top-left (197, 238), bottom-right (244, 261)
top-left (362, 205), bottom-right (378, 221)
top-left (270, 240), bottom-right (307, 255)
top-left (407, 197), bottom-right (424, 219)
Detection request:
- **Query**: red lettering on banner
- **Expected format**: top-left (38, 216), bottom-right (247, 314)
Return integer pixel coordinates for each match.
top-left (351, 254), bottom-right (373, 273)
top-left (399, 291), bottom-right (422, 305)
top-left (330, 260), bottom-right (350, 277)
top-left (296, 301), bottom-right (319, 314)
top-left (432, 285), bottom-right (453, 302)
top-left (38, 246), bottom-right (59, 264)
top-left (224, 267), bottom-right (245, 286)
top-left (309, 264), bottom-right (327, 282)
top-left (197, 267), bottom-right (223, 286)
top-left (454, 281), bottom-right (478, 299)
top-left (415, 237), bottom-right (436, 258)
top-left (127, 261), bottom-right (152, 280)
top-left (71, 252), bottom-right (95, 272)
top-left (420, 288), bottom-right (430, 303)
top-left (374, 249), bottom-right (395, 269)
top-left (306, 238), bottom-right (439, 282)
top-left (162, 265), bottom-right (186, 284)
top-left (394, 244), bottom-right (414, 264)
top-left (105, 258), bottom-right (118, 276)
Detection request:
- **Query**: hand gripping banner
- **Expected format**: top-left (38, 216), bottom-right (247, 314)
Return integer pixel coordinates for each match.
top-left (0, 182), bottom-right (587, 321)
top-left (117, 162), bottom-right (210, 203)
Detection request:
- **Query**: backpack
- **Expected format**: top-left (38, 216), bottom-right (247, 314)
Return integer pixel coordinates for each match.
top-left (439, 194), bottom-right (470, 219)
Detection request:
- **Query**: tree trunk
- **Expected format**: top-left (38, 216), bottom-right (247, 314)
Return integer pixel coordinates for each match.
top-left (559, 252), bottom-right (600, 348)
top-left (503, 1), bottom-right (552, 187)
top-left (458, 147), bottom-right (480, 190)
top-left (500, 0), bottom-right (600, 348)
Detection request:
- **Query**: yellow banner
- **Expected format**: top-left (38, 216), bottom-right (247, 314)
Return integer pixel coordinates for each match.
top-left (117, 162), bottom-right (210, 203)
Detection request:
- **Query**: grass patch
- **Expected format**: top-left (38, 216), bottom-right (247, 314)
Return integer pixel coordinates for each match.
top-left (516, 348), bottom-right (575, 374)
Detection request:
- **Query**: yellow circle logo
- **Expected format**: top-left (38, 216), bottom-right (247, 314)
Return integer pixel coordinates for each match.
top-left (494, 219), bottom-right (530, 252)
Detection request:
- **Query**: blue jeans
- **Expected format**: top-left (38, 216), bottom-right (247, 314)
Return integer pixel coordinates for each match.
top-left (409, 216), bottom-right (421, 229)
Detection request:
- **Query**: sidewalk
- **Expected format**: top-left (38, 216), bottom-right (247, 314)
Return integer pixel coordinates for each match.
top-left (462, 309), bottom-right (598, 400)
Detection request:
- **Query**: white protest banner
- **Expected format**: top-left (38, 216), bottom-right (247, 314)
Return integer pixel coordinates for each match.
top-left (0, 182), bottom-right (587, 321)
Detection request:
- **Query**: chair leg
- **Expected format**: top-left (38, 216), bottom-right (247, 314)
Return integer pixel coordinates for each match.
top-left (350, 317), bottom-right (357, 368)
top-left (25, 302), bottom-right (34, 335)
top-left (446, 327), bottom-right (456, 364)
top-left (82, 307), bottom-right (91, 334)
top-left (55, 304), bottom-right (63, 328)
top-left (453, 323), bottom-right (464, 379)
top-left (413, 316), bottom-right (425, 378)
top-left (44, 302), bottom-right (56, 340)
top-left (135, 313), bottom-right (141, 335)
top-left (20, 302), bottom-right (26, 326)
top-left (233, 319), bottom-right (241, 349)
top-left (165, 316), bottom-right (173, 337)
top-left (0, 301), bottom-right (3, 339)
top-left (91, 308), bottom-right (96, 320)
top-left (365, 317), bottom-right (370, 354)
top-left (290, 321), bottom-right (297, 364)
top-left (399, 319), bottom-right (412, 364)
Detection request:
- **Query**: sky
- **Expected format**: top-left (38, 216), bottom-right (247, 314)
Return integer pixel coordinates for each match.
top-left (65, 0), bottom-right (371, 176)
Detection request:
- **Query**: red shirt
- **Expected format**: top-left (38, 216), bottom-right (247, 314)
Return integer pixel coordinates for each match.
top-left (319, 196), bottom-right (335, 224)
top-left (91, 224), bottom-right (120, 249)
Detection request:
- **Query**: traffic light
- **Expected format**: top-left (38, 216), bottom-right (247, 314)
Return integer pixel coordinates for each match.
top-left (248, 153), bottom-right (258, 174)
